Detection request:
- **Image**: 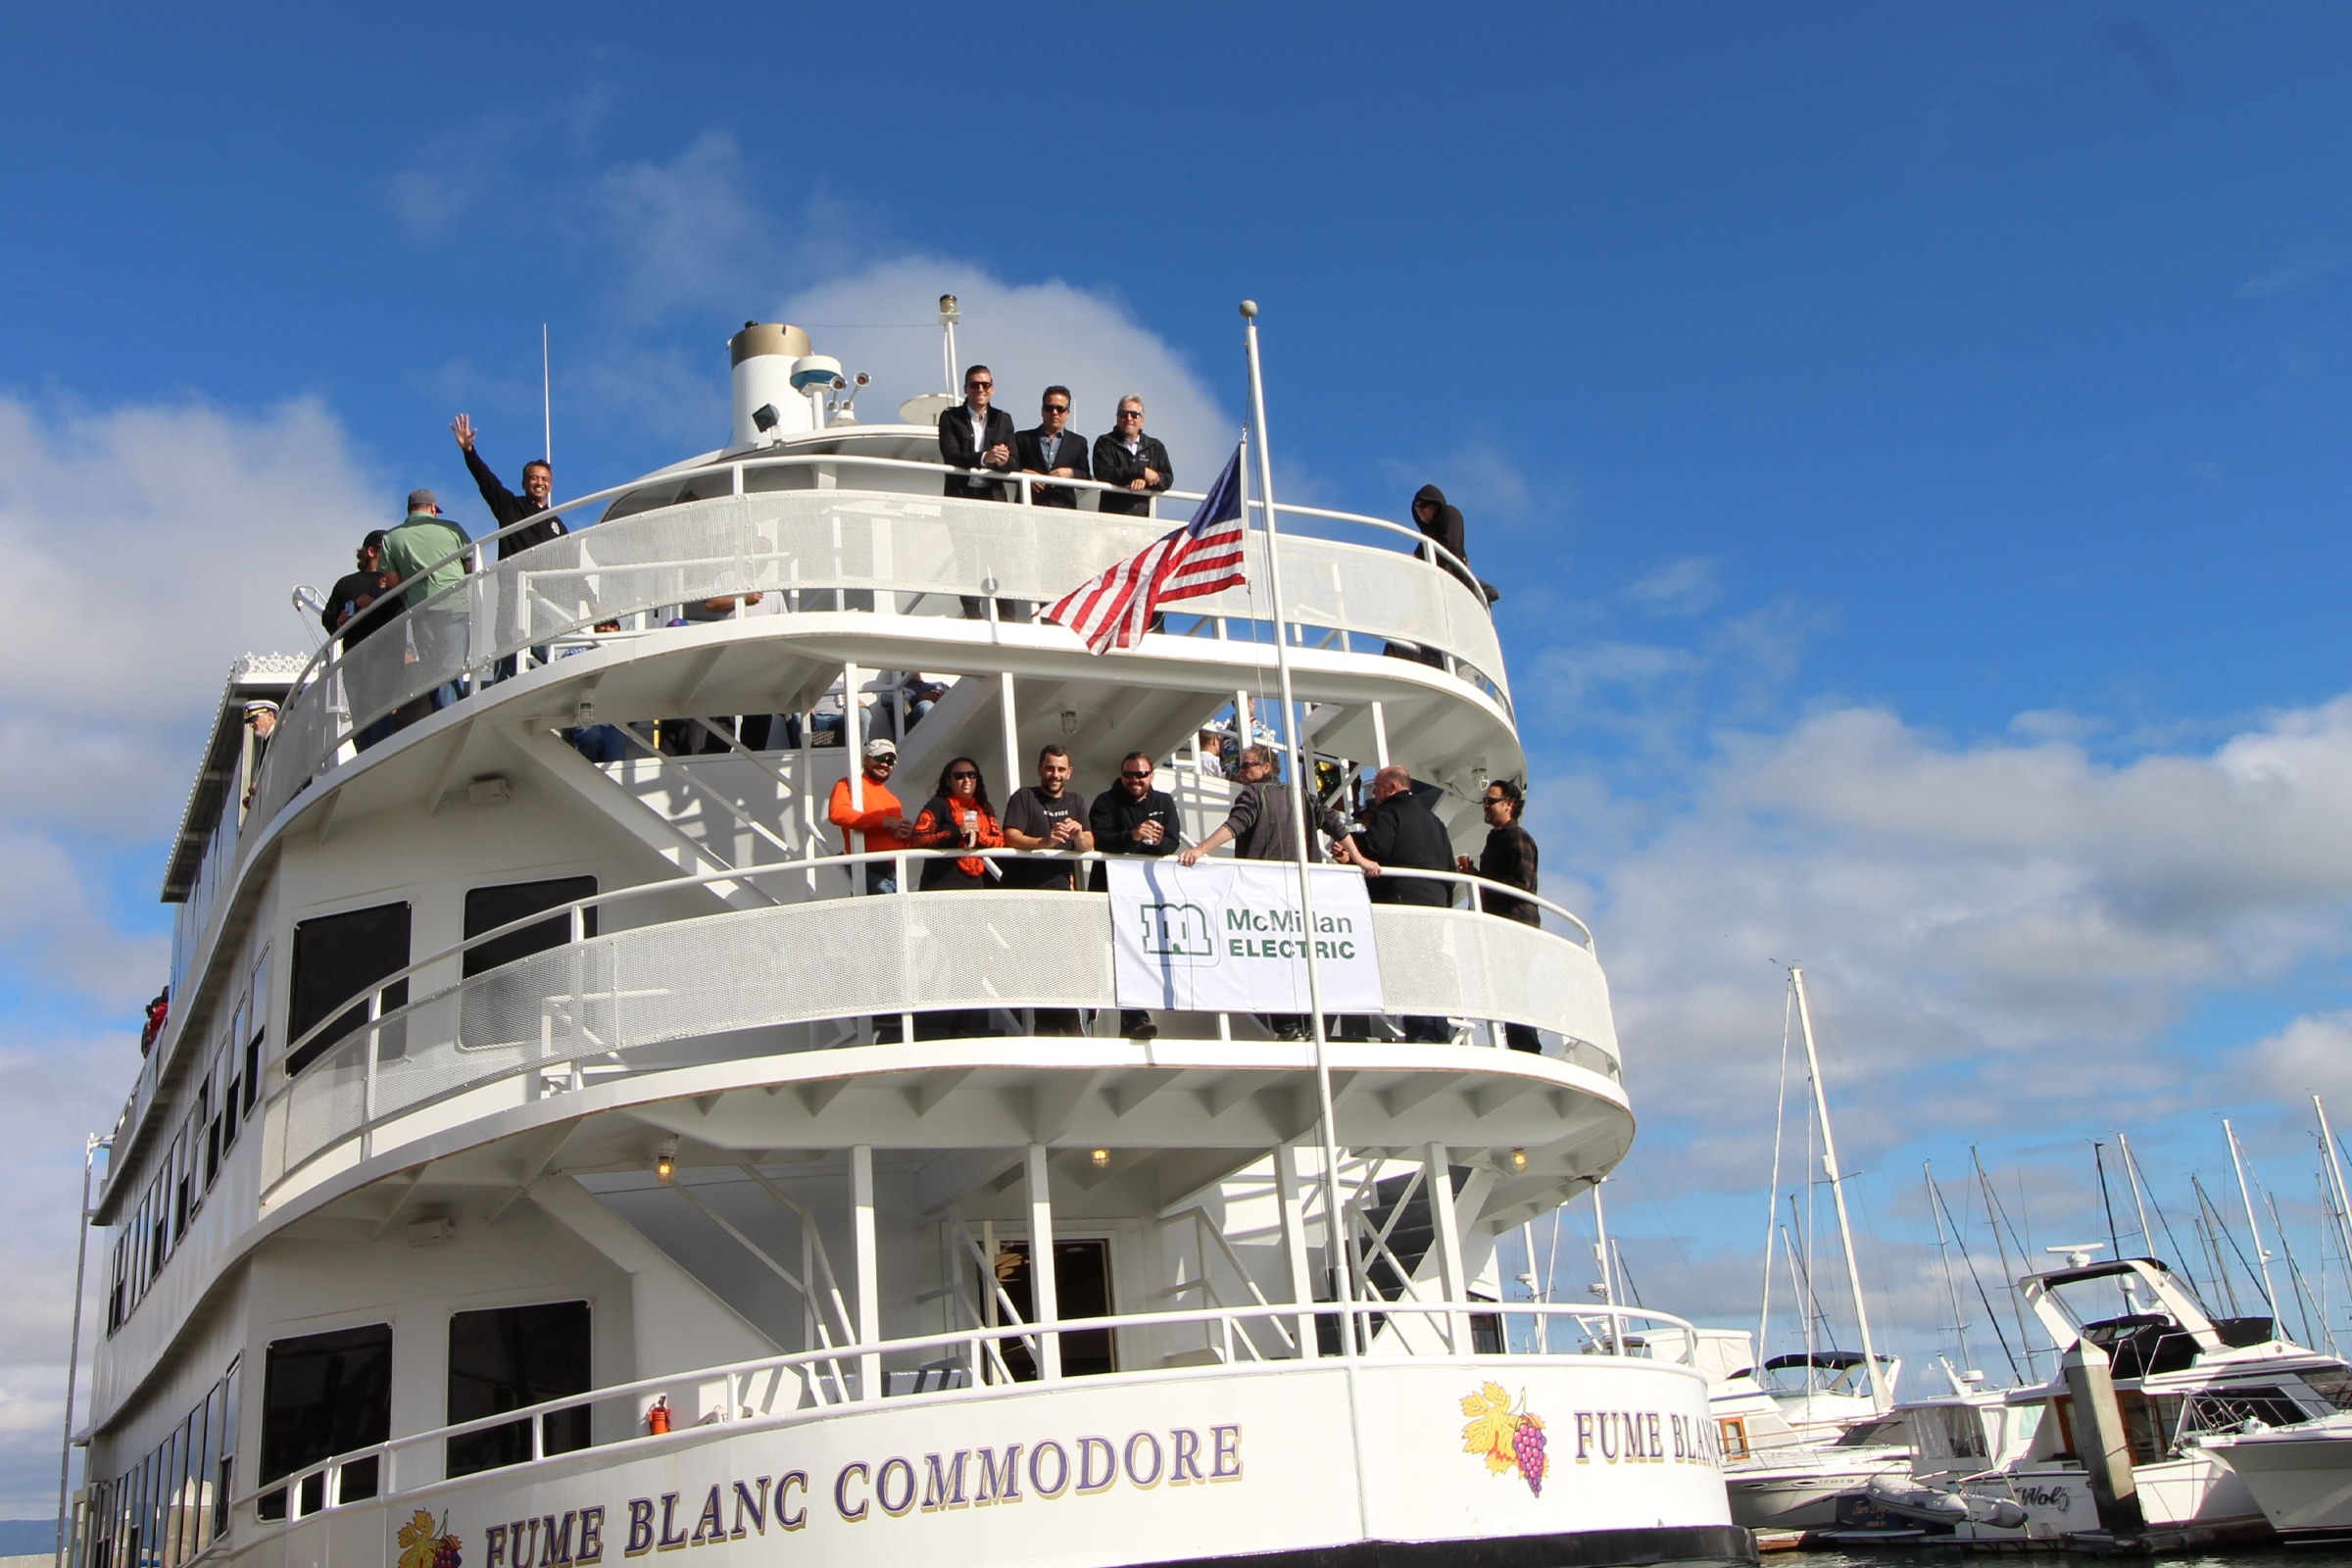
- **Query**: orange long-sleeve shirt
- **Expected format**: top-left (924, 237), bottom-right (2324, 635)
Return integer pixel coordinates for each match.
top-left (909, 799), bottom-right (1005, 881)
top-left (827, 774), bottom-right (906, 857)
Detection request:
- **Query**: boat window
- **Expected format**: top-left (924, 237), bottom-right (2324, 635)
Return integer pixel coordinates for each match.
top-left (258, 1323), bottom-right (392, 1519)
top-left (462, 877), bottom-right (598, 978)
top-left (2181, 1384), bottom-right (2309, 1436)
top-left (287, 904), bottom-right (411, 1074)
top-left (446, 1301), bottom-right (592, 1477)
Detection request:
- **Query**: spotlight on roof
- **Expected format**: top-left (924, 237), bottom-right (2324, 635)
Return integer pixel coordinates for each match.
top-left (752, 403), bottom-right (780, 434)
top-left (939, 294), bottom-right (959, 324)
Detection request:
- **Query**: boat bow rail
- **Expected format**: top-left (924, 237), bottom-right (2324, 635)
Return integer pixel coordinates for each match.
top-left (246, 451), bottom-right (1508, 837)
top-left (261, 849), bottom-right (1623, 1204)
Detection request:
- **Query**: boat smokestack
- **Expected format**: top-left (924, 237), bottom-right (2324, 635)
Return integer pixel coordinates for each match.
top-left (729, 321), bottom-right (815, 447)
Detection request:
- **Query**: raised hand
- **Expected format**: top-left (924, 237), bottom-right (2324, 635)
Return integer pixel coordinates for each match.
top-left (451, 414), bottom-right (477, 451)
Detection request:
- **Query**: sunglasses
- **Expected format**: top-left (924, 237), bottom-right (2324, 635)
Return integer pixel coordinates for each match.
top-left (870, 757), bottom-right (895, 765)
top-left (966, 380), bottom-right (992, 390)
top-left (1117, 409), bottom-right (1143, 418)
top-left (1121, 770), bottom-right (1152, 779)
top-left (1044, 404), bottom-right (1069, 414)
top-left (948, 769), bottom-right (979, 780)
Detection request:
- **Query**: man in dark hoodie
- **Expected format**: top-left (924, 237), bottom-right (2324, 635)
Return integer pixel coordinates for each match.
top-left (1410, 484), bottom-right (1474, 593)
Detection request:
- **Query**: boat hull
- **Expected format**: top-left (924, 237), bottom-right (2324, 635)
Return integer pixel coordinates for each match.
top-left (232, 1359), bottom-right (1746, 1568)
top-left (2206, 1427), bottom-right (2352, 1542)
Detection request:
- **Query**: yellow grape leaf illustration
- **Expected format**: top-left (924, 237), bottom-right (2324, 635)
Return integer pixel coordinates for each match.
top-left (397, 1511), bottom-right (443, 1568)
top-left (1459, 1382), bottom-right (1521, 1472)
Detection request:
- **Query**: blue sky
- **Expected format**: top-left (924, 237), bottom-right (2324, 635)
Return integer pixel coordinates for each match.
top-left (6, 1), bottom-right (2352, 1507)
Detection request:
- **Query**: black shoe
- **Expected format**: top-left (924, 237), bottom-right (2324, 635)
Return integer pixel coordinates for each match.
top-left (1122, 1011), bottom-right (1157, 1042)
top-left (1274, 1022), bottom-right (1305, 1042)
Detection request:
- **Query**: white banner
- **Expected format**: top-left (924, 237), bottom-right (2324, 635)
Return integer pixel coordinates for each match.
top-left (1107, 860), bottom-right (1385, 1013)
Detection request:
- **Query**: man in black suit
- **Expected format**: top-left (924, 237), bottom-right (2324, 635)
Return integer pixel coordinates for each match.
top-left (1092, 395), bottom-right (1173, 516)
top-left (1014, 385), bottom-right (1091, 508)
top-left (938, 365), bottom-right (1017, 502)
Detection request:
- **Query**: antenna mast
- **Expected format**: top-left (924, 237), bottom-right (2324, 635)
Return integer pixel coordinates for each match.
top-left (541, 323), bottom-right (553, 466)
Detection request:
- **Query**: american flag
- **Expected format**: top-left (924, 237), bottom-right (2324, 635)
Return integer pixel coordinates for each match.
top-left (1048, 446), bottom-right (1247, 654)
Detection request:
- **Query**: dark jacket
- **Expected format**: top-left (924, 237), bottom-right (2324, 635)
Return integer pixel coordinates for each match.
top-left (1412, 483), bottom-right (1477, 595)
top-left (1014, 424), bottom-right (1093, 508)
top-left (1092, 431), bottom-right (1174, 516)
top-left (939, 404), bottom-right (1019, 501)
top-left (1476, 823), bottom-right (1541, 925)
top-left (1223, 779), bottom-right (1351, 862)
top-left (465, 445), bottom-right (567, 559)
top-left (1355, 785), bottom-right (1454, 906)
top-left (1089, 783), bottom-right (1181, 890)
top-left (323, 568), bottom-right (395, 648)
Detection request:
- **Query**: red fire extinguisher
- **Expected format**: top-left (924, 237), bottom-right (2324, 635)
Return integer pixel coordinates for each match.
top-left (646, 1396), bottom-right (671, 1436)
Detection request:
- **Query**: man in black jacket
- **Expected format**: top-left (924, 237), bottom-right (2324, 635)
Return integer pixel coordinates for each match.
top-left (1091, 752), bottom-right (1183, 1039)
top-left (1092, 396), bottom-right (1172, 516)
top-left (939, 365), bottom-right (1017, 502)
top-left (1458, 777), bottom-right (1542, 1053)
top-left (1014, 385), bottom-right (1091, 508)
top-left (1335, 764), bottom-right (1457, 1042)
top-left (451, 415), bottom-right (566, 558)
top-left (323, 530), bottom-right (399, 751)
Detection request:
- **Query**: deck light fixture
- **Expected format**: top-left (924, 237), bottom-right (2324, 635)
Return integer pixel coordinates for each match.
top-left (1091, 1148), bottom-right (1110, 1169)
top-left (655, 1143), bottom-right (678, 1183)
top-left (1508, 1147), bottom-right (1528, 1172)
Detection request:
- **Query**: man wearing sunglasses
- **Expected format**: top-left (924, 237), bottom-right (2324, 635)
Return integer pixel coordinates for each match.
top-left (1091, 752), bottom-right (1184, 1040)
top-left (1092, 395), bottom-right (1173, 517)
top-left (938, 364), bottom-right (1016, 503)
top-left (1015, 385), bottom-right (1092, 509)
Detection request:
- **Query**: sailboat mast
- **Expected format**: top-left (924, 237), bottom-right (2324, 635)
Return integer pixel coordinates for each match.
top-left (2315, 1097), bottom-right (2352, 1278)
top-left (2115, 1133), bottom-right (2155, 1260)
top-left (1788, 966), bottom-right (1889, 1410)
top-left (1925, 1161), bottom-right (1973, 1372)
top-left (2225, 1118), bottom-right (2282, 1318)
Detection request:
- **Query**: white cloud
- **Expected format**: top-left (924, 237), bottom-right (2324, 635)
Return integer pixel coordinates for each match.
top-left (1564, 696), bottom-right (2352, 1188)
top-left (778, 259), bottom-right (1236, 487)
top-left (1622, 556), bottom-right (1723, 617)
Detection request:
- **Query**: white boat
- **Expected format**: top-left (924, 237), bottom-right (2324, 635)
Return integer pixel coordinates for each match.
top-left (1908, 1255), bottom-right (2346, 1541)
top-left (60, 308), bottom-right (1750, 1568)
top-left (2191, 1402), bottom-right (2352, 1541)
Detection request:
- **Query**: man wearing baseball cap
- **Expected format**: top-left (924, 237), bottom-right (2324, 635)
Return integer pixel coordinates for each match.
top-left (827, 738), bottom-right (914, 896)
top-left (378, 489), bottom-right (475, 717)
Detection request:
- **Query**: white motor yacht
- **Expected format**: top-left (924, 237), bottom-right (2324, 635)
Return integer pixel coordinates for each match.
top-left (60, 312), bottom-right (1750, 1568)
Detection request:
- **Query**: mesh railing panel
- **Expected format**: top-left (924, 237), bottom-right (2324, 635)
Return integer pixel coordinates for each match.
top-left (274, 895), bottom-right (1611, 1179)
top-left (246, 489), bottom-right (1506, 827)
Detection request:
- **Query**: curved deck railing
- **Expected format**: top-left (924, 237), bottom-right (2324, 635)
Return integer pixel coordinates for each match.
top-left (224, 1298), bottom-right (1701, 1530)
top-left (247, 450), bottom-right (1506, 836)
top-left (265, 850), bottom-right (1621, 1198)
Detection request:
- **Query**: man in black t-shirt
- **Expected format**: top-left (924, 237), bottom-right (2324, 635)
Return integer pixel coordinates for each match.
top-left (323, 530), bottom-right (399, 751)
top-left (1334, 764), bottom-right (1457, 1043)
top-left (1091, 752), bottom-right (1182, 1040)
top-left (1003, 745), bottom-right (1097, 1036)
top-left (1459, 777), bottom-right (1542, 1053)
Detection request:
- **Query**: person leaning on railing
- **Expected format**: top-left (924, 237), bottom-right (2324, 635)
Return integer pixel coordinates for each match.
top-left (452, 414), bottom-right (568, 683)
top-left (1458, 777), bottom-right (1542, 1054)
top-left (1091, 753), bottom-right (1183, 1041)
top-left (906, 757), bottom-right (1007, 1039)
top-left (1177, 744), bottom-right (1355, 1043)
top-left (323, 530), bottom-right (399, 751)
top-left (1014, 385), bottom-right (1091, 509)
top-left (1001, 744), bottom-right (1097, 1037)
top-left (376, 489), bottom-right (473, 723)
top-left (1332, 764), bottom-right (1457, 1044)
top-left (827, 738), bottom-right (911, 896)
top-left (1092, 395), bottom-right (1172, 516)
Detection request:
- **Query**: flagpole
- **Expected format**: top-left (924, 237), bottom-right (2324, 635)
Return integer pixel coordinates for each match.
top-left (1240, 301), bottom-right (1356, 1348)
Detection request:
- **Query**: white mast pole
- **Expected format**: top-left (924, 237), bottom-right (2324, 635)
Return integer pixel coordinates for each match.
top-left (1592, 1178), bottom-right (1617, 1349)
top-left (1789, 966), bottom-right (1890, 1410)
top-left (2225, 1117), bottom-right (2281, 1316)
top-left (2315, 1096), bottom-right (2352, 1273)
top-left (53, 1134), bottom-right (104, 1568)
top-left (1240, 301), bottom-right (1355, 1344)
top-left (542, 323), bottom-right (553, 466)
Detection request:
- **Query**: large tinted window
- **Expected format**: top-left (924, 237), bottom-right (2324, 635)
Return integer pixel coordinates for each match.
top-left (259, 1324), bottom-right (390, 1517)
top-left (462, 877), bottom-right (597, 978)
top-left (287, 904), bottom-right (410, 1073)
top-left (447, 1301), bottom-right (592, 1477)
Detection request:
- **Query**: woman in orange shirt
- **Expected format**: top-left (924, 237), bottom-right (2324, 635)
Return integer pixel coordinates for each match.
top-left (907, 757), bottom-right (1005, 890)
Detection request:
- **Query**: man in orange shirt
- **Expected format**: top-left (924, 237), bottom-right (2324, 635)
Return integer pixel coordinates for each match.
top-left (827, 738), bottom-right (913, 894)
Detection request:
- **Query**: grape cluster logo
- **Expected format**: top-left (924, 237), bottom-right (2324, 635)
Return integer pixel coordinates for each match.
top-left (398, 1509), bottom-right (463, 1568)
top-left (1459, 1383), bottom-right (1548, 1496)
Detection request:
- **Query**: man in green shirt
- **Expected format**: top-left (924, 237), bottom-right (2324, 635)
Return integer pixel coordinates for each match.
top-left (378, 489), bottom-right (474, 715)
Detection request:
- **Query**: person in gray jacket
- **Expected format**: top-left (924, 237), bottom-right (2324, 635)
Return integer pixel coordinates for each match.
top-left (1178, 744), bottom-right (1352, 1041)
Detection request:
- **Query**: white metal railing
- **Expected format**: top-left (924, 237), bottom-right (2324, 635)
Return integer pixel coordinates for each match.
top-left (262, 851), bottom-right (1622, 1196)
top-left (228, 1298), bottom-right (1699, 1531)
top-left (245, 449), bottom-right (1503, 834)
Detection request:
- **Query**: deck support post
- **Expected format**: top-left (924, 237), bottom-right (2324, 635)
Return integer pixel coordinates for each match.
top-left (1026, 1143), bottom-right (1062, 1380)
top-left (1275, 1142), bottom-right (1319, 1358)
top-left (852, 1144), bottom-right (879, 1399)
top-left (1424, 1143), bottom-right (1469, 1353)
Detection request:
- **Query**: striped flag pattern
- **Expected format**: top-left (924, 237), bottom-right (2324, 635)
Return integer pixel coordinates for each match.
top-left (1048, 445), bottom-right (1248, 654)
